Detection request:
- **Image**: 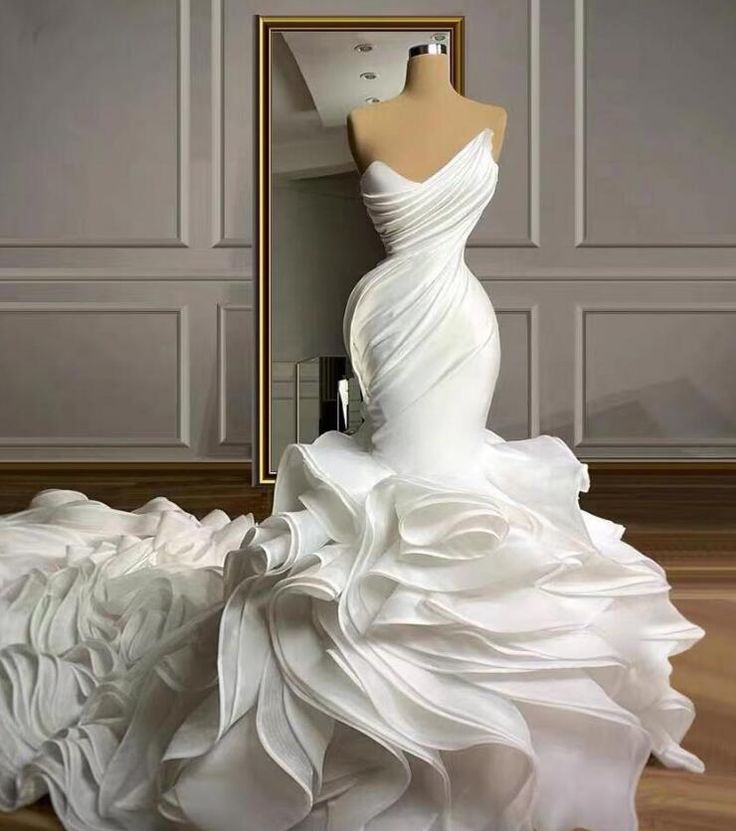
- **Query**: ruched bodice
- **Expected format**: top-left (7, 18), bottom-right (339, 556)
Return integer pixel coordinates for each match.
top-left (359, 127), bottom-right (498, 256)
top-left (343, 127), bottom-right (502, 481)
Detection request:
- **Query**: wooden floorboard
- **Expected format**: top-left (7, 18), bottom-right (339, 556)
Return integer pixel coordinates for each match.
top-left (0, 798), bottom-right (60, 830)
top-left (0, 462), bottom-right (272, 522)
top-left (0, 461), bottom-right (733, 829)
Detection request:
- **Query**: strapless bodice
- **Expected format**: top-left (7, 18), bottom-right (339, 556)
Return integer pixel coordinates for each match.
top-left (342, 127), bottom-right (501, 480)
top-left (359, 127), bottom-right (499, 255)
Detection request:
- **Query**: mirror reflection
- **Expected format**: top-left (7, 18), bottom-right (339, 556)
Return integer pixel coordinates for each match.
top-left (269, 28), bottom-right (454, 473)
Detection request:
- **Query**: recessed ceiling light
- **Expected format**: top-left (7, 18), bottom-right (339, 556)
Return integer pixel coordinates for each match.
top-left (359, 71), bottom-right (378, 80)
top-left (354, 43), bottom-right (373, 53)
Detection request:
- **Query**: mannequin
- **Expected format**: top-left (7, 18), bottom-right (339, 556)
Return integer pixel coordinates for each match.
top-left (347, 43), bottom-right (507, 180)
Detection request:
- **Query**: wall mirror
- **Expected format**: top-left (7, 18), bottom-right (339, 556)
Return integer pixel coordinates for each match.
top-left (254, 15), bottom-right (465, 485)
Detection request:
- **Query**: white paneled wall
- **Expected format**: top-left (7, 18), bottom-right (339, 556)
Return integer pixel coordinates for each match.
top-left (0, 0), bottom-right (734, 462)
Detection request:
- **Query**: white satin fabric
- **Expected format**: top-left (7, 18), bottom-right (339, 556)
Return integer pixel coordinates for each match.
top-left (0, 127), bottom-right (704, 831)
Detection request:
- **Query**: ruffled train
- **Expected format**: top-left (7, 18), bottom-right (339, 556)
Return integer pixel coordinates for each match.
top-left (0, 429), bottom-right (704, 831)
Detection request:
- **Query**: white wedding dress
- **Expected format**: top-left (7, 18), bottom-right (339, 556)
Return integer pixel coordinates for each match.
top-left (0, 127), bottom-right (704, 831)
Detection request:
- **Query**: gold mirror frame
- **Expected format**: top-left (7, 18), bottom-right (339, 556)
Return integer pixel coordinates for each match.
top-left (255, 15), bottom-right (466, 485)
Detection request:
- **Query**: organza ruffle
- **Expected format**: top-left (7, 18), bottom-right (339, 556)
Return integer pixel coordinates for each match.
top-left (0, 429), bottom-right (704, 831)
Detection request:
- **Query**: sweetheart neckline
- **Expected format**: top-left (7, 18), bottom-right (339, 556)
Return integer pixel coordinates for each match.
top-left (359, 126), bottom-right (496, 191)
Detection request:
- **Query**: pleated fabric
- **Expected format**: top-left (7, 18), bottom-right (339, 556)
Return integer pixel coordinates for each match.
top-left (347, 127), bottom-right (500, 481)
top-left (0, 127), bottom-right (704, 831)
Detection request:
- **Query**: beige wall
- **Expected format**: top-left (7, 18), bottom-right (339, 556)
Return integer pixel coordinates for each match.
top-left (0, 0), bottom-right (734, 462)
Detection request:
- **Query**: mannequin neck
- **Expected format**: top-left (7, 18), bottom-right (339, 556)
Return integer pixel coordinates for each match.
top-left (401, 53), bottom-right (457, 99)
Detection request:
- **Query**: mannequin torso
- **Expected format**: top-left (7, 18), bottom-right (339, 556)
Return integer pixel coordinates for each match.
top-left (347, 50), bottom-right (507, 181)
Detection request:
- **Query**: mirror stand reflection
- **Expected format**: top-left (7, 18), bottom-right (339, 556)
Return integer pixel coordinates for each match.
top-left (296, 356), bottom-right (364, 447)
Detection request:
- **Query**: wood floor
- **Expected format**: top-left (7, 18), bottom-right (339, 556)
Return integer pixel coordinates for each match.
top-left (0, 462), bottom-right (733, 830)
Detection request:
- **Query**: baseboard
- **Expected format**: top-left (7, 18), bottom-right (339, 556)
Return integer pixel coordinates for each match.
top-left (582, 461), bottom-right (736, 591)
top-left (0, 461), bottom-right (271, 523)
top-left (0, 460), bottom-right (733, 588)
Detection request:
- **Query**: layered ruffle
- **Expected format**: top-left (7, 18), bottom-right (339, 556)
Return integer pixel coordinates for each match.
top-left (0, 430), bottom-right (704, 831)
top-left (0, 492), bottom-right (251, 827)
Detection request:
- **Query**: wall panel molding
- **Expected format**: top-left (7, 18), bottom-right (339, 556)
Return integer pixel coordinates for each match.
top-left (574, 0), bottom-right (736, 250)
top-left (493, 304), bottom-right (540, 438)
top-left (217, 303), bottom-right (253, 449)
top-left (0, 0), bottom-right (190, 249)
top-left (0, 303), bottom-right (190, 447)
top-left (176, 0), bottom-right (192, 248)
top-left (211, 0), bottom-right (249, 249)
top-left (574, 304), bottom-right (736, 450)
top-left (0, 270), bottom-right (251, 283)
top-left (469, 0), bottom-right (540, 249)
